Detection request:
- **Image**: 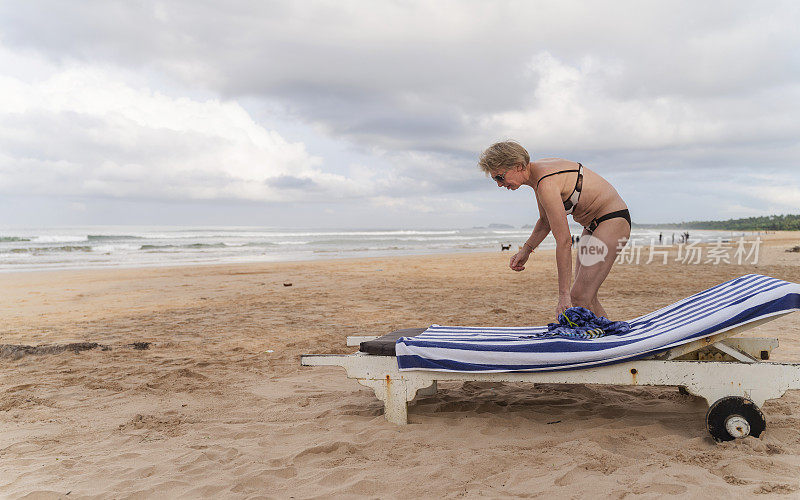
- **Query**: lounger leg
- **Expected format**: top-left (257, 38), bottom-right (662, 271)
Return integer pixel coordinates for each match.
top-left (357, 377), bottom-right (433, 425)
top-left (356, 378), bottom-right (407, 424)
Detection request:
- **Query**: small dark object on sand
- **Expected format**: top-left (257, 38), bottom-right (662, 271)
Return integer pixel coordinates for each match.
top-left (130, 342), bottom-right (151, 350)
top-left (283, 282), bottom-right (292, 286)
top-left (65, 342), bottom-right (100, 352)
top-left (785, 246), bottom-right (800, 253)
top-left (500, 243), bottom-right (511, 251)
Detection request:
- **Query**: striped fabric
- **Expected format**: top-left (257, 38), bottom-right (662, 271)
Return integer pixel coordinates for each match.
top-left (396, 274), bottom-right (800, 372)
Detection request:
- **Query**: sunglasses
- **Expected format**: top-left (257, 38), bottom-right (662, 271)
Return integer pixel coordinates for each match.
top-left (493, 172), bottom-right (507, 183)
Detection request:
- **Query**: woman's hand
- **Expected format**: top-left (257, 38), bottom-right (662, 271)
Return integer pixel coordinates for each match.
top-left (556, 293), bottom-right (572, 316)
top-left (509, 248), bottom-right (531, 272)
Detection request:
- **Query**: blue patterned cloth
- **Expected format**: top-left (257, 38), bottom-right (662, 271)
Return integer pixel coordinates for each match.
top-left (546, 307), bottom-right (631, 339)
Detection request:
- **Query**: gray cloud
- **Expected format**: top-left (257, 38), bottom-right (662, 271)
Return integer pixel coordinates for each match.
top-left (10, 1), bottom-right (797, 157)
top-left (264, 175), bottom-right (318, 190)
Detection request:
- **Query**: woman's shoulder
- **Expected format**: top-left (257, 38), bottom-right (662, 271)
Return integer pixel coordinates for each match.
top-left (531, 158), bottom-right (578, 178)
top-left (532, 158), bottom-right (574, 169)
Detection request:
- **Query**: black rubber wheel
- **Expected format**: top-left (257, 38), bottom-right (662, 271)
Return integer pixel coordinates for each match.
top-left (706, 396), bottom-right (766, 442)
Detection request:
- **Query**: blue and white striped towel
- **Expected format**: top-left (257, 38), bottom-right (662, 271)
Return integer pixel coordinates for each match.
top-left (396, 274), bottom-right (800, 372)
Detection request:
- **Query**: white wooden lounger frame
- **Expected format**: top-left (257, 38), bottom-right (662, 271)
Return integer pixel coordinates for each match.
top-left (302, 314), bottom-right (800, 440)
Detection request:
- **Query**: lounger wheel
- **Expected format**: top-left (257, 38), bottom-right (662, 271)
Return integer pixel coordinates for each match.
top-left (705, 396), bottom-right (766, 442)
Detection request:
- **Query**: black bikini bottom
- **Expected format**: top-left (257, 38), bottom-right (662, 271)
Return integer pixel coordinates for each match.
top-left (586, 209), bottom-right (631, 233)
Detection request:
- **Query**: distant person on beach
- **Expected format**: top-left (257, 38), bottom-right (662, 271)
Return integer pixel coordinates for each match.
top-left (479, 141), bottom-right (630, 317)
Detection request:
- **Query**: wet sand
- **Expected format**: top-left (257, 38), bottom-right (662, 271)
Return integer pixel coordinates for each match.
top-left (2, 232), bottom-right (800, 498)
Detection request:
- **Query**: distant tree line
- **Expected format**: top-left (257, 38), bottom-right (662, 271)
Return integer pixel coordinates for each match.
top-left (633, 214), bottom-right (800, 231)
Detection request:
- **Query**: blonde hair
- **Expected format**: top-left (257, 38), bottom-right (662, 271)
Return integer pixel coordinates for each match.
top-left (478, 141), bottom-right (530, 176)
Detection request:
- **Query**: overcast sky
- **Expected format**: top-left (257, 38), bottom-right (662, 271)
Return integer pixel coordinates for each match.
top-left (1, 0), bottom-right (799, 228)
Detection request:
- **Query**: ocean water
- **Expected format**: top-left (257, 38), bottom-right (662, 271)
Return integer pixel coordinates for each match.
top-left (0, 225), bottom-right (756, 272)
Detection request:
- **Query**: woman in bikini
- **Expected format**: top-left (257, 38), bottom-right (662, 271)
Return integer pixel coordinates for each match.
top-left (478, 141), bottom-right (630, 318)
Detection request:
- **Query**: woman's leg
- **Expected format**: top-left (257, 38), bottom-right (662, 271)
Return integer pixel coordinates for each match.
top-left (570, 218), bottom-right (630, 317)
top-left (572, 227), bottom-right (590, 282)
top-left (589, 295), bottom-right (607, 318)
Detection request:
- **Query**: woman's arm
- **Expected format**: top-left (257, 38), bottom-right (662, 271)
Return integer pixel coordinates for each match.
top-left (523, 200), bottom-right (551, 252)
top-left (535, 178), bottom-right (573, 313)
top-left (509, 216), bottom-right (549, 272)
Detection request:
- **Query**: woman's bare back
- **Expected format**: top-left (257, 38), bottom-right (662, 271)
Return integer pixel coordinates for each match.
top-left (532, 158), bottom-right (627, 228)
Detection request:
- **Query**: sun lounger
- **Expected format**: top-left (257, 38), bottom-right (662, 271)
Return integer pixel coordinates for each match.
top-left (302, 274), bottom-right (800, 441)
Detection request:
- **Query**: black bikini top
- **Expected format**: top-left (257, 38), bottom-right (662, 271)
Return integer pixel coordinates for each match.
top-left (535, 163), bottom-right (583, 215)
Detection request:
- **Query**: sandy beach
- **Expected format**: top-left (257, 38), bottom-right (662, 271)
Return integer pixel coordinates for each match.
top-left (3, 232), bottom-right (800, 498)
